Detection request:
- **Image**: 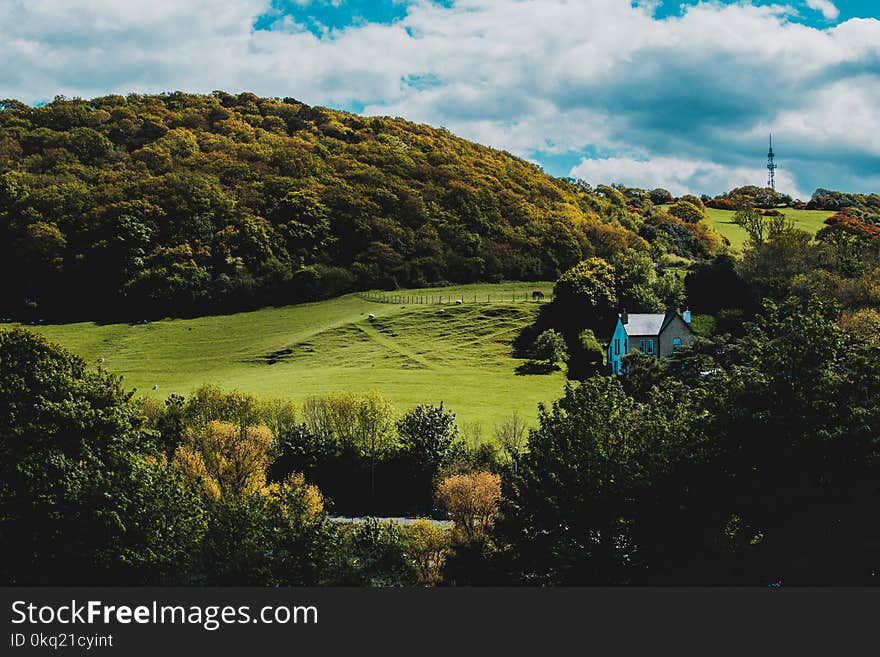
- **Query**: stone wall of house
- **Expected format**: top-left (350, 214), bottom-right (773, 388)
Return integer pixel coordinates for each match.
top-left (658, 315), bottom-right (694, 357)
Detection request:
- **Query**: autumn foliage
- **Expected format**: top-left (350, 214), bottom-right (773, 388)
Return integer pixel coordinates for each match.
top-left (435, 471), bottom-right (502, 542)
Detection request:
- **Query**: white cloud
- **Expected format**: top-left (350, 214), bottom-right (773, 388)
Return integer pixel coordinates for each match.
top-left (0, 1), bottom-right (878, 194)
top-left (569, 156), bottom-right (805, 199)
top-left (805, 0), bottom-right (840, 21)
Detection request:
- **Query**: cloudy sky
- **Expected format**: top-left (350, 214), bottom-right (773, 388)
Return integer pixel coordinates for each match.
top-left (2, 0), bottom-right (878, 198)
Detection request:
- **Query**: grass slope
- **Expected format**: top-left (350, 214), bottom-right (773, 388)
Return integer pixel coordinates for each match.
top-left (706, 207), bottom-right (834, 250)
top-left (23, 282), bottom-right (566, 435)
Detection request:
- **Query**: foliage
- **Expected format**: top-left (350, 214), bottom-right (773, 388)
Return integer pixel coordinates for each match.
top-left (839, 308), bottom-right (880, 345)
top-left (406, 519), bottom-right (452, 585)
top-left (496, 377), bottom-right (706, 584)
top-left (493, 411), bottom-right (528, 464)
top-left (0, 93), bottom-right (717, 321)
top-left (173, 420), bottom-right (276, 500)
top-left (553, 257), bottom-right (617, 312)
top-left (531, 328), bottom-right (567, 368)
top-left (0, 328), bottom-right (206, 584)
top-left (330, 518), bottom-right (418, 586)
top-left (436, 471), bottom-right (502, 542)
top-left (706, 185), bottom-right (792, 210)
top-left (397, 402), bottom-right (461, 475)
top-left (668, 199), bottom-right (706, 224)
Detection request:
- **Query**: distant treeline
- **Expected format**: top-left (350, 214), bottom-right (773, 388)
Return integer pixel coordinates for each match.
top-left (0, 92), bottom-right (719, 320)
top-left (702, 185), bottom-right (880, 218)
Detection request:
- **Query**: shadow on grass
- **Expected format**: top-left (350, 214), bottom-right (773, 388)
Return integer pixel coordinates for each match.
top-left (515, 360), bottom-right (559, 376)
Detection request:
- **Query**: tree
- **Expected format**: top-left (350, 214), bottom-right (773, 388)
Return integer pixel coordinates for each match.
top-left (0, 328), bottom-right (206, 584)
top-left (398, 403), bottom-right (462, 507)
top-left (494, 411), bottom-right (528, 467)
top-left (436, 471), bottom-right (502, 542)
top-left (352, 391), bottom-right (397, 508)
top-left (531, 329), bottom-right (567, 368)
top-left (199, 471), bottom-right (331, 586)
top-left (733, 198), bottom-right (776, 246)
top-left (668, 200), bottom-right (706, 224)
top-left (406, 519), bottom-right (452, 585)
top-left (496, 378), bottom-right (706, 584)
top-left (840, 308), bottom-right (880, 345)
top-left (739, 220), bottom-right (815, 298)
top-left (649, 188), bottom-right (673, 205)
top-left (614, 249), bottom-right (663, 313)
top-left (554, 257), bottom-right (617, 311)
top-left (173, 420), bottom-right (276, 499)
top-left (328, 518), bottom-right (418, 586)
top-left (398, 403), bottom-right (460, 473)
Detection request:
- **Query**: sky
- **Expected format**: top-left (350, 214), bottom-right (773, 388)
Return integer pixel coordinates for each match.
top-left (1, 1), bottom-right (878, 199)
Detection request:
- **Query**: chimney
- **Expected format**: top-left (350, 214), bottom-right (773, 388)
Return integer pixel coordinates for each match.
top-left (621, 308), bottom-right (628, 325)
top-left (683, 308), bottom-right (692, 324)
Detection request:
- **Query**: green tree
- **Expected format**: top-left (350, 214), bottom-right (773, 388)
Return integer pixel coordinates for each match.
top-left (0, 328), bottom-right (206, 584)
top-left (669, 200), bottom-right (706, 224)
top-left (398, 403), bottom-right (463, 506)
top-left (496, 378), bottom-right (706, 584)
top-left (531, 329), bottom-right (568, 368)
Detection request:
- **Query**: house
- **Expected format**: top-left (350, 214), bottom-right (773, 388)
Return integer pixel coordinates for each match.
top-left (607, 308), bottom-right (694, 375)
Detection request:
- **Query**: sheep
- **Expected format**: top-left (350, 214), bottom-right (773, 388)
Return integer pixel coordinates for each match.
top-left (368, 313), bottom-right (376, 320)
top-left (455, 299), bottom-right (463, 304)
top-left (152, 384), bottom-right (159, 391)
top-left (97, 357), bottom-right (105, 364)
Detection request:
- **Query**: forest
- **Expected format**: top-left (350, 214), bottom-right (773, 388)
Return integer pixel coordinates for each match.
top-left (0, 92), bottom-right (718, 320)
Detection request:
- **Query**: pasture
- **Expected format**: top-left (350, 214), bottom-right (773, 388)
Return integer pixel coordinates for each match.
top-left (23, 282), bottom-right (566, 438)
top-left (705, 207), bottom-right (834, 250)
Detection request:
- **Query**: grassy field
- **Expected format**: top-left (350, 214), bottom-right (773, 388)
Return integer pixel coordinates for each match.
top-left (705, 207), bottom-right (834, 250)
top-left (21, 282), bottom-right (567, 436)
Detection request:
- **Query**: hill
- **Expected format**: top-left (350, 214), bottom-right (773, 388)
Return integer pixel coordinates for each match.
top-left (0, 92), bottom-right (719, 321)
top-left (19, 282), bottom-right (567, 434)
top-left (705, 207), bottom-right (835, 250)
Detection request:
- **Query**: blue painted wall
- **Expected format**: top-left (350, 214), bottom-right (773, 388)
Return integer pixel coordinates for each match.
top-left (607, 318), bottom-right (629, 375)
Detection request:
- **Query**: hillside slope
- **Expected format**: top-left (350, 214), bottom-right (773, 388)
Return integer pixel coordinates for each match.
top-left (0, 92), bottom-right (718, 320)
top-left (22, 282), bottom-right (567, 431)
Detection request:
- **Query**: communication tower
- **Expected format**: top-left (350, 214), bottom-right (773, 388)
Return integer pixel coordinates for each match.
top-left (766, 134), bottom-right (777, 191)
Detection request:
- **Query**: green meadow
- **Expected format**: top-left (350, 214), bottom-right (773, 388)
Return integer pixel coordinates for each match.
top-left (705, 207), bottom-right (834, 250)
top-left (22, 282), bottom-right (566, 435)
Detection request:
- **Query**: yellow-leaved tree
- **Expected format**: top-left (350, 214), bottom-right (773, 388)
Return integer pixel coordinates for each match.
top-left (435, 471), bottom-right (502, 542)
top-left (172, 420), bottom-right (275, 500)
top-left (407, 519), bottom-right (451, 585)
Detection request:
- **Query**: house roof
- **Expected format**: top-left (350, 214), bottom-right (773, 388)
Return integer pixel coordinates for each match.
top-left (622, 313), bottom-right (667, 336)
top-left (621, 310), bottom-right (689, 337)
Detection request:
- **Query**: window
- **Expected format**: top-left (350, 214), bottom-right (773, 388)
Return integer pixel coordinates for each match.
top-left (673, 337), bottom-right (682, 348)
top-left (614, 338), bottom-right (620, 355)
top-left (639, 339), bottom-right (645, 353)
top-left (647, 339), bottom-right (654, 355)
top-left (624, 340), bottom-right (628, 354)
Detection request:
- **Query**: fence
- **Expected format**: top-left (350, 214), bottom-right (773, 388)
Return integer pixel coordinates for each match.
top-left (358, 291), bottom-right (553, 305)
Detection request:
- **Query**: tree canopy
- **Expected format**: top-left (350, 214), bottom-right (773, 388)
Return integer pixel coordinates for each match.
top-left (0, 92), bottom-right (720, 320)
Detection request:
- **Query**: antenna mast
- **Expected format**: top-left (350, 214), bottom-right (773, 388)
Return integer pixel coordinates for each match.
top-left (766, 134), bottom-right (777, 191)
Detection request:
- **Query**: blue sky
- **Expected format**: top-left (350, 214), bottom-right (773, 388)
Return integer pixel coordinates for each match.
top-left (1, 1), bottom-right (879, 197)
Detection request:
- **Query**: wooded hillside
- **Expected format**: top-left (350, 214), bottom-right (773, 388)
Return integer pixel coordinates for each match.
top-left (0, 92), bottom-right (718, 319)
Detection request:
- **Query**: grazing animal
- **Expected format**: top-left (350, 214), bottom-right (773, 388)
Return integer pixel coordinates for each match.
top-left (368, 313), bottom-right (376, 320)
top-left (455, 299), bottom-right (463, 304)
top-left (532, 290), bottom-right (545, 301)
top-left (97, 357), bottom-right (105, 363)
top-left (152, 384), bottom-right (159, 391)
